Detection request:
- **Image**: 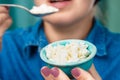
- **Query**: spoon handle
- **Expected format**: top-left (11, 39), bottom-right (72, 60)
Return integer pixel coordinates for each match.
top-left (0, 4), bottom-right (30, 12)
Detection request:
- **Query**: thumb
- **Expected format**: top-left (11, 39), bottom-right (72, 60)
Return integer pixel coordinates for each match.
top-left (88, 64), bottom-right (102, 80)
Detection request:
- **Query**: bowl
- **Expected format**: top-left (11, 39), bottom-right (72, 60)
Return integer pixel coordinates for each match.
top-left (40, 39), bottom-right (97, 78)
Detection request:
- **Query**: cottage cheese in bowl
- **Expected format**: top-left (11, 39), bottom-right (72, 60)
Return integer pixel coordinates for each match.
top-left (45, 41), bottom-right (90, 65)
top-left (40, 39), bottom-right (97, 77)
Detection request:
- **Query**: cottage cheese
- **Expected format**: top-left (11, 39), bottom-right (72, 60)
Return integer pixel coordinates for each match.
top-left (45, 41), bottom-right (90, 64)
top-left (30, 4), bottom-right (59, 14)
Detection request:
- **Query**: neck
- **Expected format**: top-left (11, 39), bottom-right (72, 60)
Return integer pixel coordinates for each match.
top-left (44, 12), bottom-right (94, 43)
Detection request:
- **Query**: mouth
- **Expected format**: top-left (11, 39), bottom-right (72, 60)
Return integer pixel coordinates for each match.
top-left (48, 0), bottom-right (72, 9)
top-left (49, 0), bottom-right (71, 3)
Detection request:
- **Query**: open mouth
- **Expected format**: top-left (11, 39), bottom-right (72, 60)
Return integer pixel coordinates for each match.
top-left (49, 0), bottom-right (71, 3)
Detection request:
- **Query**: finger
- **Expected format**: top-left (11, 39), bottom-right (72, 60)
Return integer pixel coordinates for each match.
top-left (0, 6), bottom-right (9, 13)
top-left (40, 66), bottom-right (53, 80)
top-left (88, 64), bottom-right (102, 80)
top-left (0, 12), bottom-right (11, 25)
top-left (0, 17), bottom-right (12, 37)
top-left (51, 67), bottom-right (70, 80)
top-left (71, 67), bottom-right (95, 80)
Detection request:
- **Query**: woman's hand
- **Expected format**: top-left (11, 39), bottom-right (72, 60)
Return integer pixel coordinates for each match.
top-left (40, 64), bottom-right (102, 80)
top-left (0, 6), bottom-right (12, 49)
top-left (0, 6), bottom-right (12, 37)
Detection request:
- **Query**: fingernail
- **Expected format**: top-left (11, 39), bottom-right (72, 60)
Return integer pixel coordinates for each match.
top-left (41, 67), bottom-right (51, 77)
top-left (51, 67), bottom-right (59, 77)
top-left (71, 68), bottom-right (81, 78)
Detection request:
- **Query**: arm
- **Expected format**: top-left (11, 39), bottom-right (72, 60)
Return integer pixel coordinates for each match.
top-left (0, 6), bottom-right (12, 50)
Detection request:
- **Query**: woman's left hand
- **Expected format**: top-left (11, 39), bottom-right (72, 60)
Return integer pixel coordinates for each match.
top-left (40, 64), bottom-right (102, 80)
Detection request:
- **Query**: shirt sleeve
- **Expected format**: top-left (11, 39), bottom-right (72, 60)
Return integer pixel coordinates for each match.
top-left (0, 51), bottom-right (2, 79)
top-left (0, 33), bottom-right (9, 79)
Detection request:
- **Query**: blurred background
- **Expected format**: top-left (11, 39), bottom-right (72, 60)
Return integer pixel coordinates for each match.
top-left (0, 0), bottom-right (120, 32)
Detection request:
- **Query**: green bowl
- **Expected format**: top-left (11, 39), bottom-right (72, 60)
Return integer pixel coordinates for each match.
top-left (40, 39), bottom-right (97, 78)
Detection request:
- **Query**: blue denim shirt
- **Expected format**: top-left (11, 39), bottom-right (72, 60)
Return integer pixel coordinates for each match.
top-left (0, 19), bottom-right (120, 80)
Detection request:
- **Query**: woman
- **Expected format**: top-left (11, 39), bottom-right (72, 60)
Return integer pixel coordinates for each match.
top-left (0, 0), bottom-right (120, 80)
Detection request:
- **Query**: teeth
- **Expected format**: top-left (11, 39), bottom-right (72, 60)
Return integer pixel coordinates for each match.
top-left (50, 0), bottom-right (70, 2)
top-left (50, 0), bottom-right (64, 2)
top-left (50, 0), bottom-right (58, 1)
top-left (50, 0), bottom-right (70, 1)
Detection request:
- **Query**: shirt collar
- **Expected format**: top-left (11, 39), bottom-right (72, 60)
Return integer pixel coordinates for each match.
top-left (86, 19), bottom-right (107, 56)
top-left (23, 20), bottom-right (48, 58)
top-left (23, 19), bottom-right (107, 58)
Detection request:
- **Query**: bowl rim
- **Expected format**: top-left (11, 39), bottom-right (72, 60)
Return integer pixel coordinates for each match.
top-left (40, 39), bottom-right (97, 66)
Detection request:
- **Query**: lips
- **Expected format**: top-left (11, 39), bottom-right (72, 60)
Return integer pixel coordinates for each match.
top-left (49, 0), bottom-right (71, 3)
top-left (49, 0), bottom-right (72, 9)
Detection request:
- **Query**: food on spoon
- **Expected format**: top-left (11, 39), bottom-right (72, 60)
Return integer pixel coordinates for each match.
top-left (30, 4), bottom-right (59, 14)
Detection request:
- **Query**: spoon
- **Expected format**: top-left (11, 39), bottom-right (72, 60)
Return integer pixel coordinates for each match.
top-left (0, 4), bottom-right (59, 17)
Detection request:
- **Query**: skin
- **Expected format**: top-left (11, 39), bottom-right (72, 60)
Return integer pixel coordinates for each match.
top-left (0, 7), bottom-right (12, 37)
top-left (0, 7), bottom-right (12, 49)
top-left (0, 0), bottom-right (102, 79)
top-left (41, 64), bottom-right (101, 80)
top-left (34, 0), bottom-right (96, 42)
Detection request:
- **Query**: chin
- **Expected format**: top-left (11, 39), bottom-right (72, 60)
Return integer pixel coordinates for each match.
top-left (43, 12), bottom-right (77, 25)
top-left (43, 17), bottom-right (74, 26)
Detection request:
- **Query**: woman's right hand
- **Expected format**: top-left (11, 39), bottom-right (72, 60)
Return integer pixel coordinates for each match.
top-left (0, 6), bottom-right (12, 37)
